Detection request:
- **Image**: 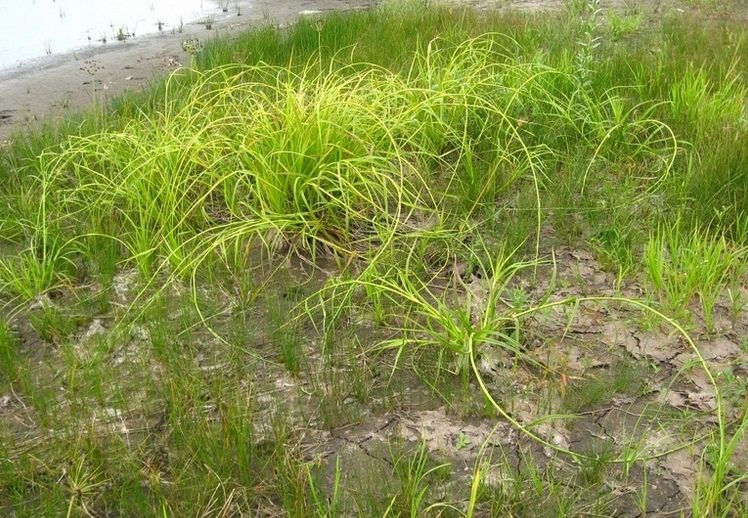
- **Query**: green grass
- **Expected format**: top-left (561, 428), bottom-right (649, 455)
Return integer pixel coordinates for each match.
top-left (1, 0), bottom-right (748, 515)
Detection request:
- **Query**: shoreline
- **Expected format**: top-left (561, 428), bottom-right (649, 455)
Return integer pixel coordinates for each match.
top-left (0, 0), bottom-right (376, 142)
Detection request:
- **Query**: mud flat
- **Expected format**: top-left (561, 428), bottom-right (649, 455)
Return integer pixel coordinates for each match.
top-left (0, 0), bottom-right (375, 142)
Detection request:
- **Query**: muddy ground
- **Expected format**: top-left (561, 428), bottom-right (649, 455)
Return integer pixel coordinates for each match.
top-left (0, 0), bottom-right (379, 143)
top-left (3, 241), bottom-right (747, 515)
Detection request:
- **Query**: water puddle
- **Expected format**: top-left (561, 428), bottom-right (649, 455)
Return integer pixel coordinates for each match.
top-left (0, 0), bottom-right (246, 71)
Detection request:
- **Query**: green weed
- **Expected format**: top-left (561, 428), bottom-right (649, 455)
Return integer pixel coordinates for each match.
top-left (0, 319), bottom-right (21, 386)
top-left (563, 359), bottom-right (646, 412)
top-left (644, 219), bottom-right (746, 330)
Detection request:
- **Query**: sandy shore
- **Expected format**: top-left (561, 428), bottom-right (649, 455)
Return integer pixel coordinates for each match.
top-left (0, 0), bottom-right (377, 142)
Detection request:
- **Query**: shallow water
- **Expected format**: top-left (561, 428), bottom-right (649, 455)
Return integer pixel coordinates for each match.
top-left (0, 0), bottom-right (242, 71)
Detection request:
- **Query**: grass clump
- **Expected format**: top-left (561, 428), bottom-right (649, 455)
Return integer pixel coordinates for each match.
top-left (15, 30), bottom-right (680, 295)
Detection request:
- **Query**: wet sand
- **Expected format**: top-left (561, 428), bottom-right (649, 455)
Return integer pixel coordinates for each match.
top-left (0, 0), bottom-right (376, 142)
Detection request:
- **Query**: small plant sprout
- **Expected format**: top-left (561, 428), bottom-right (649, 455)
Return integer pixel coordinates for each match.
top-left (156, 20), bottom-right (164, 32)
top-left (573, 0), bottom-right (602, 90)
top-left (116, 27), bottom-right (130, 41)
top-left (234, 0), bottom-right (241, 15)
top-left (455, 431), bottom-right (471, 450)
top-left (726, 283), bottom-right (747, 328)
top-left (203, 16), bottom-right (214, 30)
top-left (63, 457), bottom-right (109, 517)
top-left (217, 0), bottom-right (229, 11)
